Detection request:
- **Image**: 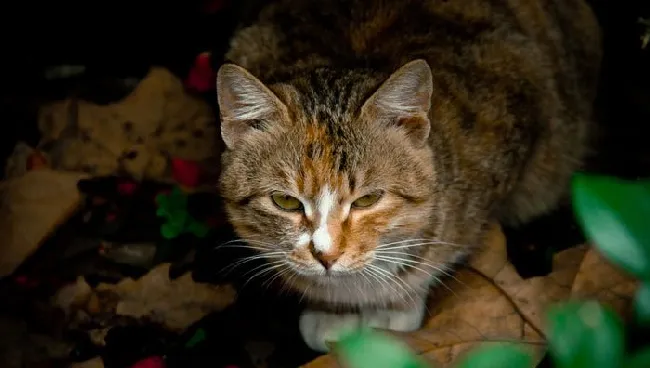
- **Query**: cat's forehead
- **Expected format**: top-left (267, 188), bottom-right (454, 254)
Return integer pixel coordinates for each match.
top-left (284, 74), bottom-right (371, 178)
top-left (288, 68), bottom-right (381, 122)
top-left (273, 70), bottom-right (390, 197)
top-left (293, 123), bottom-right (357, 198)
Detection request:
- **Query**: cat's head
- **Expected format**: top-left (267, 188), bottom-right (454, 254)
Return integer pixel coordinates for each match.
top-left (216, 60), bottom-right (441, 285)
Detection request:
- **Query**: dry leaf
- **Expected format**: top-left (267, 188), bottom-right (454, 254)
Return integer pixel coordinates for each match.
top-left (0, 169), bottom-right (87, 277)
top-left (94, 263), bottom-right (236, 331)
top-left (37, 67), bottom-right (219, 181)
top-left (51, 276), bottom-right (93, 316)
top-left (52, 264), bottom-right (236, 332)
top-left (70, 356), bottom-right (104, 368)
top-left (304, 224), bottom-right (638, 368)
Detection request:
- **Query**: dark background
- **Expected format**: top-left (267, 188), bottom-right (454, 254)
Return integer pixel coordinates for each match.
top-left (0, 0), bottom-right (261, 171)
top-left (0, 0), bottom-right (648, 179)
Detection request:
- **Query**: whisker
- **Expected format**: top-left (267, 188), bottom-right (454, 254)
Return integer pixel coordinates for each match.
top-left (367, 264), bottom-right (417, 306)
top-left (375, 251), bottom-right (451, 274)
top-left (243, 261), bottom-right (286, 287)
top-left (281, 272), bottom-right (299, 296)
top-left (217, 251), bottom-right (287, 275)
top-left (245, 238), bottom-right (288, 246)
top-left (218, 237), bottom-right (272, 246)
top-left (378, 237), bottom-right (478, 252)
top-left (373, 254), bottom-right (459, 296)
top-left (215, 236), bottom-right (290, 252)
top-left (262, 264), bottom-right (292, 289)
top-left (374, 251), bottom-right (468, 288)
top-left (217, 244), bottom-right (274, 252)
top-left (298, 285), bottom-right (310, 304)
top-left (379, 240), bottom-right (476, 251)
top-left (364, 266), bottom-right (404, 305)
top-left (374, 255), bottom-right (434, 277)
top-left (376, 238), bottom-right (435, 249)
top-left (241, 260), bottom-right (286, 278)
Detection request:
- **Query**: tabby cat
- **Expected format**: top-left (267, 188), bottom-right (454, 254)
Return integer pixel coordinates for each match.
top-left (216, 0), bottom-right (601, 352)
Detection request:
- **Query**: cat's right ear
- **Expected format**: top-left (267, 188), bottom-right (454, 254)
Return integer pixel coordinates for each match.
top-left (216, 64), bottom-right (288, 149)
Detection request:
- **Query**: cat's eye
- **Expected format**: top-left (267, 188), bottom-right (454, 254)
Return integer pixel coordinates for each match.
top-left (271, 193), bottom-right (303, 211)
top-left (352, 192), bottom-right (383, 209)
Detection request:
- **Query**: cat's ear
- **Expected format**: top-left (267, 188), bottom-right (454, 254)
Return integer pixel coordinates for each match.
top-left (361, 59), bottom-right (433, 145)
top-left (216, 64), bottom-right (288, 149)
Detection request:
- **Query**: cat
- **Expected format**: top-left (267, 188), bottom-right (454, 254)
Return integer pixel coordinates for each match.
top-left (215, 0), bottom-right (602, 352)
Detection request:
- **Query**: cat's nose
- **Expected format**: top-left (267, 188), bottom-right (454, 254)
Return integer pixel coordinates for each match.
top-left (313, 251), bottom-right (340, 270)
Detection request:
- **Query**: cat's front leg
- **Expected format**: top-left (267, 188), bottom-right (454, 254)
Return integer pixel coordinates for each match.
top-left (299, 298), bottom-right (427, 352)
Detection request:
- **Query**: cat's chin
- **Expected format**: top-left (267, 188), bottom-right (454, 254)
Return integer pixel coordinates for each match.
top-left (288, 259), bottom-right (397, 282)
top-left (293, 269), bottom-right (361, 278)
top-left (293, 268), bottom-right (383, 285)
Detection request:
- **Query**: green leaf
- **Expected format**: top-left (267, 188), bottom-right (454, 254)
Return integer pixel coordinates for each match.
top-left (185, 328), bottom-right (207, 348)
top-left (546, 301), bottom-right (625, 368)
top-left (625, 348), bottom-right (650, 368)
top-left (571, 174), bottom-right (650, 281)
top-left (161, 222), bottom-right (183, 239)
top-left (634, 282), bottom-right (650, 325)
top-left (455, 344), bottom-right (533, 368)
top-left (336, 329), bottom-right (430, 368)
top-left (188, 220), bottom-right (210, 238)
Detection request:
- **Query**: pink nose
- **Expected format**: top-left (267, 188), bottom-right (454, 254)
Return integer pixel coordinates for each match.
top-left (313, 251), bottom-right (340, 270)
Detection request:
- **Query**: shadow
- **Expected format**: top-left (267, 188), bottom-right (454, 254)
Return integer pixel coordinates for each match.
top-left (504, 0), bottom-right (650, 279)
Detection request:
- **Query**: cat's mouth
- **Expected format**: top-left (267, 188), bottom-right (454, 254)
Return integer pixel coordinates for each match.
top-left (303, 269), bottom-right (377, 285)
top-left (291, 264), bottom-right (364, 278)
top-left (287, 256), bottom-right (393, 280)
top-left (283, 245), bottom-right (410, 279)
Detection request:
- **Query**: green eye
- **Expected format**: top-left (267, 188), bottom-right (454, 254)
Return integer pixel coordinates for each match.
top-left (271, 193), bottom-right (303, 211)
top-left (352, 192), bottom-right (383, 208)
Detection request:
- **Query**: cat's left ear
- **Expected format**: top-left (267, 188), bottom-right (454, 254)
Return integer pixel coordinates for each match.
top-left (361, 59), bottom-right (433, 146)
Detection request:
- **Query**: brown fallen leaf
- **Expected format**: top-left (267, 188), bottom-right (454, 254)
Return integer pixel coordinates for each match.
top-left (70, 356), bottom-right (104, 368)
top-left (53, 264), bottom-right (237, 332)
top-left (304, 224), bottom-right (638, 368)
top-left (0, 169), bottom-right (87, 277)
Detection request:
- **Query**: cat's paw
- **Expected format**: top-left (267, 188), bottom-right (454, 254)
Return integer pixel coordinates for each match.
top-left (299, 311), bottom-right (363, 352)
top-left (299, 304), bottom-right (426, 352)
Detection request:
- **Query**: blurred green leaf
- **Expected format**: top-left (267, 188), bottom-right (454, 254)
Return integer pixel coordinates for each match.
top-left (624, 348), bottom-right (650, 368)
top-left (336, 329), bottom-right (430, 368)
top-left (188, 219), bottom-right (210, 238)
top-left (546, 301), bottom-right (625, 368)
top-left (161, 222), bottom-right (182, 239)
top-left (571, 174), bottom-right (650, 281)
top-left (634, 282), bottom-right (650, 325)
top-left (185, 328), bottom-right (207, 348)
top-left (454, 344), bottom-right (533, 368)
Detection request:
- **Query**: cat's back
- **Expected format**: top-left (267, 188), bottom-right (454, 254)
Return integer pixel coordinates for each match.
top-left (226, 0), bottom-right (600, 95)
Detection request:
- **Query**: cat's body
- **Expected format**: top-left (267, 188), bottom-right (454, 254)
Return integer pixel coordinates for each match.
top-left (217, 0), bottom-right (601, 352)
